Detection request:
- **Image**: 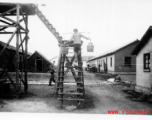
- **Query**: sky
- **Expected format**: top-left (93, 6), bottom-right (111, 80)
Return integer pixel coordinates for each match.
top-left (2, 0), bottom-right (152, 61)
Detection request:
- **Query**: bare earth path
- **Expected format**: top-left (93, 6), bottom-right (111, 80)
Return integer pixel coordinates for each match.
top-left (0, 72), bottom-right (152, 114)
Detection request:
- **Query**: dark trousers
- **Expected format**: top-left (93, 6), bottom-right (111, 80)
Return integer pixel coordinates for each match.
top-left (49, 74), bottom-right (55, 86)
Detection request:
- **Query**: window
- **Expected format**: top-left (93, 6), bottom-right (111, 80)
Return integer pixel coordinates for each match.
top-left (124, 56), bottom-right (131, 66)
top-left (110, 57), bottom-right (112, 67)
top-left (143, 53), bottom-right (150, 72)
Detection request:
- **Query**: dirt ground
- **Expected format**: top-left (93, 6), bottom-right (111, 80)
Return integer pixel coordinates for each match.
top-left (0, 72), bottom-right (152, 114)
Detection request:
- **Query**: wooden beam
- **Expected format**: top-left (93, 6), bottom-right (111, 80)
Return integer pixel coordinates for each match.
top-left (20, 7), bottom-right (27, 26)
top-left (54, 53), bottom-right (62, 96)
top-left (0, 28), bottom-right (17, 57)
top-left (0, 25), bottom-right (16, 27)
top-left (24, 14), bottom-right (28, 93)
top-left (1, 16), bottom-right (28, 32)
top-left (1, 16), bottom-right (17, 24)
top-left (16, 4), bottom-right (20, 95)
top-left (0, 32), bottom-right (26, 34)
top-left (0, 19), bottom-right (24, 31)
top-left (0, 7), bottom-right (17, 17)
top-left (0, 19), bottom-right (11, 25)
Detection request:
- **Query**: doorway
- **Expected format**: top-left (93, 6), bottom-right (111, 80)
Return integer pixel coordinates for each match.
top-left (36, 59), bottom-right (43, 72)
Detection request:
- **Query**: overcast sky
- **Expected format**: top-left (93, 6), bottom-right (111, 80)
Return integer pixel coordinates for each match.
top-left (2, 0), bottom-right (152, 60)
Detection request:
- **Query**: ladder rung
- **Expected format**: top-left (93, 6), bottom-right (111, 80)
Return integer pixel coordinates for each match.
top-left (58, 93), bottom-right (83, 95)
top-left (67, 56), bottom-right (73, 58)
top-left (66, 66), bottom-right (82, 68)
top-left (74, 76), bottom-right (84, 78)
top-left (68, 52), bottom-right (74, 53)
top-left (58, 98), bottom-right (84, 101)
top-left (56, 87), bottom-right (84, 89)
top-left (57, 81), bottom-right (83, 84)
top-left (68, 47), bottom-right (74, 49)
top-left (58, 76), bottom-right (83, 78)
top-left (74, 71), bottom-right (83, 72)
top-left (58, 76), bottom-right (64, 78)
top-left (64, 70), bottom-right (83, 72)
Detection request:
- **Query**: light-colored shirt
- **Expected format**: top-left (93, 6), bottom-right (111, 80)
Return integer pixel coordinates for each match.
top-left (70, 32), bottom-right (89, 44)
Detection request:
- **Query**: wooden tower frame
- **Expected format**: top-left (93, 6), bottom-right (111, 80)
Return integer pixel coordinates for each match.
top-left (0, 4), bottom-right (30, 96)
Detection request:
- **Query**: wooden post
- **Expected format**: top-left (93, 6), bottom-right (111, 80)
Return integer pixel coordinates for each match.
top-left (16, 4), bottom-right (20, 96)
top-left (24, 14), bottom-right (28, 93)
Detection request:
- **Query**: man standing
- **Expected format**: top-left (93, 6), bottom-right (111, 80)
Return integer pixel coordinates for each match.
top-left (70, 29), bottom-right (91, 62)
top-left (98, 64), bottom-right (101, 73)
top-left (49, 64), bottom-right (56, 86)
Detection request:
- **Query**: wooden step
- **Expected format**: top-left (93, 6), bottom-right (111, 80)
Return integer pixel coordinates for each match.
top-left (58, 76), bottom-right (83, 79)
top-left (74, 71), bottom-right (84, 72)
top-left (68, 52), bottom-right (74, 53)
top-left (58, 98), bottom-right (84, 101)
top-left (66, 66), bottom-right (82, 68)
top-left (57, 81), bottom-right (83, 84)
top-left (56, 87), bottom-right (84, 89)
top-left (58, 92), bottom-right (83, 95)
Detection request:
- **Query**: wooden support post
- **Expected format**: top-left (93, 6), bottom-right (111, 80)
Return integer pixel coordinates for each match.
top-left (24, 14), bottom-right (28, 93)
top-left (16, 4), bottom-right (20, 96)
top-left (54, 51), bottom-right (62, 96)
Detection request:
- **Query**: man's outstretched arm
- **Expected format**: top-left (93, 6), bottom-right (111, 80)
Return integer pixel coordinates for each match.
top-left (80, 33), bottom-right (91, 40)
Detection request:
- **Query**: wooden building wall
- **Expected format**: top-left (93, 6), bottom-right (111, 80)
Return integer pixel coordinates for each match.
top-left (27, 51), bottom-right (51, 73)
top-left (0, 45), bottom-right (25, 72)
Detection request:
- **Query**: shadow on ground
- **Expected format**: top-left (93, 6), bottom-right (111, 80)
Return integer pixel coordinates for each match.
top-left (122, 89), bottom-right (152, 103)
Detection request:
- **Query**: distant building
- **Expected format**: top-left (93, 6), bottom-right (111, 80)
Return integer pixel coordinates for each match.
top-left (81, 56), bottom-right (94, 68)
top-left (132, 26), bottom-right (152, 95)
top-left (0, 41), bottom-right (31, 72)
top-left (88, 40), bottom-right (139, 74)
top-left (51, 55), bottom-right (94, 69)
top-left (27, 51), bottom-right (52, 72)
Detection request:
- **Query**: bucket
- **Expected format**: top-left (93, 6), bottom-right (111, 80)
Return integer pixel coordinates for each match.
top-left (87, 42), bottom-right (94, 52)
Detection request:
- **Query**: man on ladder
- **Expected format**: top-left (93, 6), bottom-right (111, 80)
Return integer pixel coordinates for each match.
top-left (70, 29), bottom-right (91, 63)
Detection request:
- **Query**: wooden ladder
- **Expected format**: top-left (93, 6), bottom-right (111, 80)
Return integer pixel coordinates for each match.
top-left (54, 41), bottom-right (85, 107)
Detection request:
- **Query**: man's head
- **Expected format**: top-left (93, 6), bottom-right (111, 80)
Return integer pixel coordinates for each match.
top-left (73, 28), bottom-right (78, 33)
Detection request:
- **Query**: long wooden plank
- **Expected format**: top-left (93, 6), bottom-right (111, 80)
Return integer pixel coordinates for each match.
top-left (0, 32), bottom-right (26, 34)
top-left (0, 19), bottom-right (11, 25)
top-left (16, 4), bottom-right (20, 93)
top-left (24, 14), bottom-right (28, 93)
